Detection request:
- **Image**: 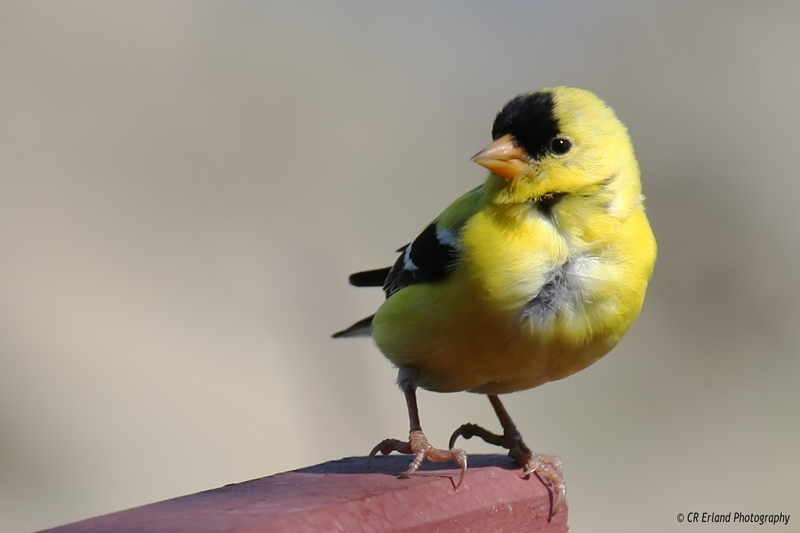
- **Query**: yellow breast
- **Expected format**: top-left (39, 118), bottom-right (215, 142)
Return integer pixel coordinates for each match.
top-left (372, 198), bottom-right (656, 395)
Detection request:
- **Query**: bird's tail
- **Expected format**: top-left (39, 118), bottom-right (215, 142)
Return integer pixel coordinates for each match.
top-left (331, 314), bottom-right (375, 338)
top-left (348, 267), bottom-right (391, 288)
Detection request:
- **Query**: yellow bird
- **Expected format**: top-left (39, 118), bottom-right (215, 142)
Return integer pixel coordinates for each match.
top-left (334, 86), bottom-right (656, 515)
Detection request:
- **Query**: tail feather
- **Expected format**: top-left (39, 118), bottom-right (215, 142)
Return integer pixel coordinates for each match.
top-left (348, 268), bottom-right (391, 287)
top-left (332, 314), bottom-right (375, 338)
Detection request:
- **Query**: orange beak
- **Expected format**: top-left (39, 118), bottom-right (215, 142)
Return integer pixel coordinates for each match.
top-left (471, 134), bottom-right (531, 180)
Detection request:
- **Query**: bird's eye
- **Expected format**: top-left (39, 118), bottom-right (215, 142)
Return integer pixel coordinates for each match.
top-left (549, 137), bottom-right (572, 156)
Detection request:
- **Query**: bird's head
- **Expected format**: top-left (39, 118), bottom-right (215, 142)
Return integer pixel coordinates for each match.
top-left (473, 87), bottom-right (641, 218)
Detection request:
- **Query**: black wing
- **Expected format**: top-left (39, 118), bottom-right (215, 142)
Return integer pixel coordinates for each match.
top-left (382, 222), bottom-right (460, 297)
top-left (332, 224), bottom-right (460, 339)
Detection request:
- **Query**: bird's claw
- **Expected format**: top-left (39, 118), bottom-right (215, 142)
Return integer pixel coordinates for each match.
top-left (367, 438), bottom-right (412, 470)
top-left (449, 422), bottom-right (506, 449)
top-left (521, 453), bottom-right (566, 518)
top-left (449, 421), bottom-right (565, 520)
top-left (368, 430), bottom-right (468, 488)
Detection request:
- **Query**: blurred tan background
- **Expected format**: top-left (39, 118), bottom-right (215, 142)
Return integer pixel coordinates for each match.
top-left (1, 2), bottom-right (798, 532)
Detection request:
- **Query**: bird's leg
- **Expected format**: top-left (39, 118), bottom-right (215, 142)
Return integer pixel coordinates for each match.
top-left (368, 367), bottom-right (468, 488)
top-left (449, 394), bottom-right (566, 518)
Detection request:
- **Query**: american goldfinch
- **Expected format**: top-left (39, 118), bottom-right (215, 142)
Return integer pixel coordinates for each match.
top-left (334, 86), bottom-right (656, 516)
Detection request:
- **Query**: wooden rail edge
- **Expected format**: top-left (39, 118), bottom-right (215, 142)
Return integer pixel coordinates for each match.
top-left (41, 454), bottom-right (569, 532)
